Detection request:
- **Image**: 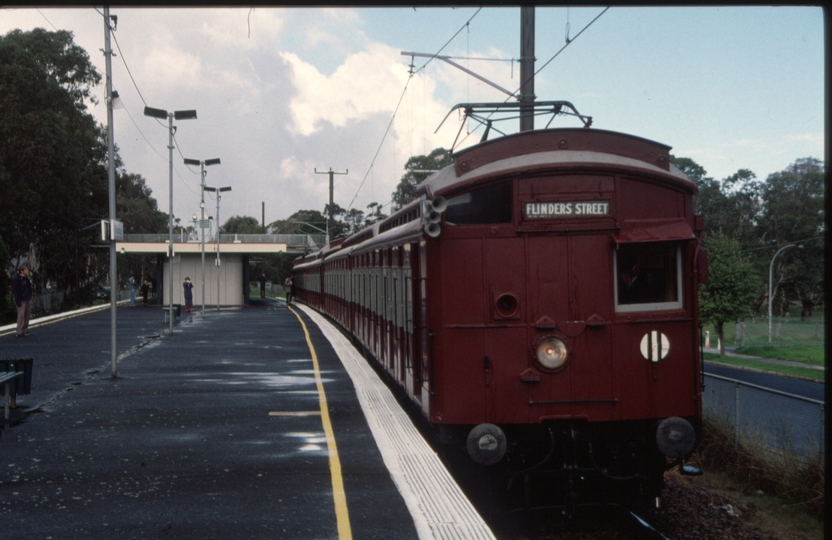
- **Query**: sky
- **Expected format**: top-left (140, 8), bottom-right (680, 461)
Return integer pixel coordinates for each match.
top-left (0, 6), bottom-right (825, 230)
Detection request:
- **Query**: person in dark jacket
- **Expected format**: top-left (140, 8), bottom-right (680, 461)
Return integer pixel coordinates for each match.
top-left (259, 273), bottom-right (267, 299)
top-left (12, 264), bottom-right (33, 337)
top-left (183, 277), bottom-right (194, 313)
top-left (140, 279), bottom-right (150, 306)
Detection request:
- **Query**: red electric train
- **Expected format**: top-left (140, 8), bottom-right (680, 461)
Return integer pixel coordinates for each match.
top-left (292, 105), bottom-right (707, 513)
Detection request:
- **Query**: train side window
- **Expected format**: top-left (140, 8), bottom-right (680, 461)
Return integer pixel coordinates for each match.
top-left (444, 180), bottom-right (512, 224)
top-left (615, 242), bottom-right (682, 312)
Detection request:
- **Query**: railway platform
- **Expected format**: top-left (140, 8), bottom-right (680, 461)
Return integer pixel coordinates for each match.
top-left (0, 300), bottom-right (493, 539)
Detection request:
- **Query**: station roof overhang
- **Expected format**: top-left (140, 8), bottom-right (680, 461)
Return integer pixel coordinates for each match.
top-left (115, 242), bottom-right (288, 255)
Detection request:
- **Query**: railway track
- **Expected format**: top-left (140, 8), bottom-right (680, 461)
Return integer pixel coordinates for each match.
top-left (486, 474), bottom-right (775, 540)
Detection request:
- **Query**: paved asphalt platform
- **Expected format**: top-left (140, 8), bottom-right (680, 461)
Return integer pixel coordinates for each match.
top-left (0, 300), bottom-right (493, 539)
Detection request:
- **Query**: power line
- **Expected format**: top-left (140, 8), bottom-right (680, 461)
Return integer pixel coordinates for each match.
top-left (412, 8), bottom-right (482, 76)
top-left (109, 23), bottom-right (150, 107)
top-left (36, 8), bottom-right (58, 31)
top-left (346, 8), bottom-right (483, 212)
top-left (451, 6), bottom-right (610, 151)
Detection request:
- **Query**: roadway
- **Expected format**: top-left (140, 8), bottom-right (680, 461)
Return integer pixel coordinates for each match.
top-left (703, 355), bottom-right (825, 402)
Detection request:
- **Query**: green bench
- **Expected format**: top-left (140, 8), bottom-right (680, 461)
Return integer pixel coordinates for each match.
top-left (0, 358), bottom-right (33, 422)
top-left (1, 371), bottom-right (24, 421)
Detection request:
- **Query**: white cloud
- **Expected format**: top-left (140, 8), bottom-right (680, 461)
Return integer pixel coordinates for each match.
top-left (281, 43), bottom-right (411, 135)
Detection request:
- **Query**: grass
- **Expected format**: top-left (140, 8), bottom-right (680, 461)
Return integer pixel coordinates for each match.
top-left (692, 417), bottom-right (825, 529)
top-left (707, 313), bottom-right (825, 350)
top-left (734, 345), bottom-right (824, 365)
top-left (702, 310), bottom-right (825, 381)
top-left (675, 468), bottom-right (824, 540)
top-left (703, 352), bottom-right (825, 382)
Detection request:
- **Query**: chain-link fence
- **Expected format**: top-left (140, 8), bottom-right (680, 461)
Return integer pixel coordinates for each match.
top-left (703, 373), bottom-right (825, 462)
top-left (727, 315), bottom-right (824, 348)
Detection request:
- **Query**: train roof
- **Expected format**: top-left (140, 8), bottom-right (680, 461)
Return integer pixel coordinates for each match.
top-left (418, 128), bottom-right (697, 198)
top-left (294, 127), bottom-right (698, 268)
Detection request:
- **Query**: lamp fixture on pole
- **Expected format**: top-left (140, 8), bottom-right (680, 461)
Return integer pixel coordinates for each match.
top-left (144, 105), bottom-right (197, 335)
top-left (204, 185), bottom-right (231, 310)
top-left (184, 157), bottom-right (220, 317)
top-left (768, 243), bottom-right (803, 343)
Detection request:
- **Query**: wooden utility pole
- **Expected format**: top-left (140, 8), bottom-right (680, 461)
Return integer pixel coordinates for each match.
top-left (314, 168), bottom-right (348, 244)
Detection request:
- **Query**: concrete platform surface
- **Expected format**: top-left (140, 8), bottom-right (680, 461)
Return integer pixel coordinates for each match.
top-left (0, 301), bottom-right (489, 539)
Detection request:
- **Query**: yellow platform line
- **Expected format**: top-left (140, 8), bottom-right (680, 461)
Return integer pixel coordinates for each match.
top-left (288, 305), bottom-right (352, 540)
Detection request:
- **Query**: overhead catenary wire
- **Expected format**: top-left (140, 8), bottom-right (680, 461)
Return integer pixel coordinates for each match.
top-left (452, 6), bottom-right (609, 151)
top-left (94, 7), bottom-right (201, 202)
top-left (345, 8), bottom-right (483, 214)
top-left (36, 8), bottom-right (58, 31)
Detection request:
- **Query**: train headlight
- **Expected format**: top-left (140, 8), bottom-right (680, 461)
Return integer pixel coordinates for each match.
top-left (536, 337), bottom-right (569, 371)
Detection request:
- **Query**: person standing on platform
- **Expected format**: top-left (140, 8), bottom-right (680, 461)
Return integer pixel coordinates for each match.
top-left (128, 275), bottom-right (137, 306)
top-left (183, 277), bottom-right (194, 313)
top-left (259, 272), bottom-right (267, 299)
top-left (140, 279), bottom-right (149, 306)
top-left (284, 276), bottom-right (293, 304)
top-left (12, 264), bottom-right (33, 337)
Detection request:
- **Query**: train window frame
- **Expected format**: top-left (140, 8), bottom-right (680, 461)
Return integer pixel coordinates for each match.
top-left (614, 242), bottom-right (683, 313)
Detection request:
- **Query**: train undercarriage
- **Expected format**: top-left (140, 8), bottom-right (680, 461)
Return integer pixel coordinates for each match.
top-left (436, 418), bottom-right (701, 517)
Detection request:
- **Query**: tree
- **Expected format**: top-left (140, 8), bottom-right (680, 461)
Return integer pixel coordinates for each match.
top-left (268, 210), bottom-right (328, 237)
top-left (757, 158), bottom-right (824, 319)
top-left (391, 147), bottom-right (453, 210)
top-left (363, 202), bottom-right (387, 226)
top-left (672, 156), bottom-right (763, 245)
top-left (698, 233), bottom-right (759, 356)
top-left (0, 28), bottom-right (107, 294)
top-left (117, 172), bottom-right (168, 234)
top-left (221, 215), bottom-right (262, 234)
top-left (342, 208), bottom-right (366, 235)
top-left (322, 203), bottom-right (349, 239)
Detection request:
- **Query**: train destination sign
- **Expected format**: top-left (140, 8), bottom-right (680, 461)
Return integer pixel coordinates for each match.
top-left (524, 200), bottom-right (611, 218)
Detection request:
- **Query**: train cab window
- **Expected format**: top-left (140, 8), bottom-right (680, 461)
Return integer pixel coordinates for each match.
top-left (444, 181), bottom-right (512, 225)
top-left (615, 242), bottom-right (682, 312)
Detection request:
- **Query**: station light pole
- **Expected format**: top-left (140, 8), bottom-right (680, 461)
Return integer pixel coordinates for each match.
top-left (204, 185), bottom-right (231, 310)
top-left (144, 105), bottom-right (197, 335)
top-left (768, 243), bottom-right (802, 343)
top-left (184, 157), bottom-right (220, 317)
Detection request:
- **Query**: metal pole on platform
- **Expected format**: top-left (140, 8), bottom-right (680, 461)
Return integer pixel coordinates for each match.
top-left (205, 186), bottom-right (231, 310)
top-left (143, 105), bottom-right (197, 335)
top-left (103, 6), bottom-right (118, 377)
top-left (185, 157), bottom-right (220, 317)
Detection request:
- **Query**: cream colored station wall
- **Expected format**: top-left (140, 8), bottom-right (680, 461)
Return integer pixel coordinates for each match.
top-left (162, 254), bottom-right (244, 307)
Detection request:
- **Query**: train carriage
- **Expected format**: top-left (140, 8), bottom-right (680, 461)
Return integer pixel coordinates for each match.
top-left (293, 122), bottom-right (706, 512)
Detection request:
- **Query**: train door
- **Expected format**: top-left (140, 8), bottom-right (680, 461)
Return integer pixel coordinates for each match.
top-left (404, 243), bottom-right (419, 398)
top-left (418, 240), bottom-right (431, 415)
top-left (524, 233), bottom-right (615, 420)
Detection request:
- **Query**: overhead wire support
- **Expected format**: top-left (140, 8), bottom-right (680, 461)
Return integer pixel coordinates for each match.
top-left (347, 7), bottom-right (482, 212)
top-left (437, 101), bottom-right (593, 150)
top-left (401, 52), bottom-right (518, 99)
top-left (448, 6), bottom-right (609, 149)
